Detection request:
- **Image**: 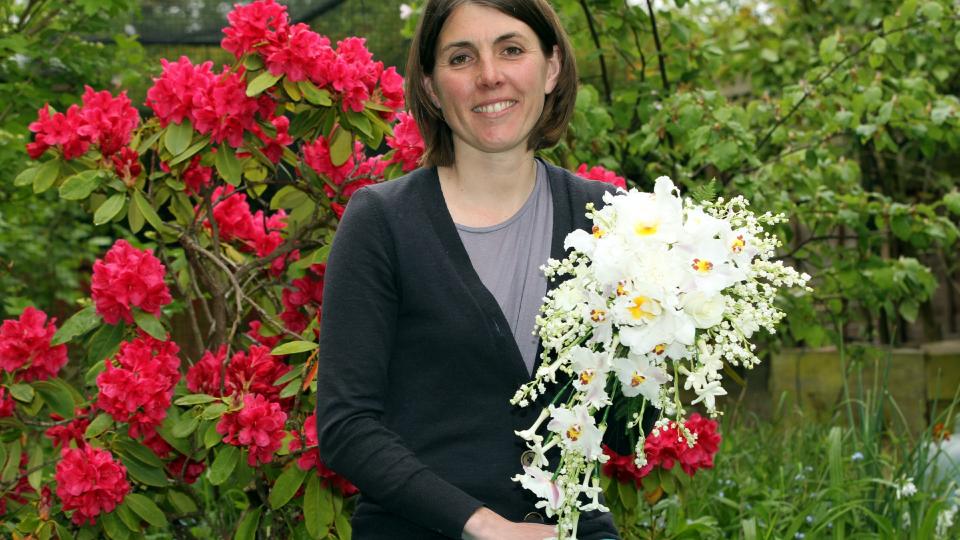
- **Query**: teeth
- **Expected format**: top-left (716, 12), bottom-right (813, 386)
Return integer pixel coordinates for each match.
top-left (473, 100), bottom-right (516, 113)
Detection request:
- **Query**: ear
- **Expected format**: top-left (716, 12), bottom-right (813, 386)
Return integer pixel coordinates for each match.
top-left (422, 75), bottom-right (441, 109)
top-left (544, 45), bottom-right (561, 95)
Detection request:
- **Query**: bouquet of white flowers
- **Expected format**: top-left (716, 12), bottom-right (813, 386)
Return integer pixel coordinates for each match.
top-left (511, 177), bottom-right (811, 539)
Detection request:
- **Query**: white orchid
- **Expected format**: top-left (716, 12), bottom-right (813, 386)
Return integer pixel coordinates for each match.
top-left (612, 353), bottom-right (669, 402)
top-left (547, 405), bottom-right (605, 461)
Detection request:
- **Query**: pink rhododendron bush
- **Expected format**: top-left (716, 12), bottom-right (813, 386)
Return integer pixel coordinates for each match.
top-left (1, 1), bottom-right (628, 538)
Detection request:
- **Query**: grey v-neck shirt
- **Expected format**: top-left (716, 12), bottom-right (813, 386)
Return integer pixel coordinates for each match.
top-left (455, 161), bottom-right (553, 374)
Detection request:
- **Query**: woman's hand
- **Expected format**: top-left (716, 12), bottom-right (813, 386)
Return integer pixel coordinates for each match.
top-left (462, 507), bottom-right (557, 540)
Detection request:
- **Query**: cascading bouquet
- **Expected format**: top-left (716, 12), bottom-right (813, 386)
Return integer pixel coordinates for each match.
top-left (511, 177), bottom-right (811, 539)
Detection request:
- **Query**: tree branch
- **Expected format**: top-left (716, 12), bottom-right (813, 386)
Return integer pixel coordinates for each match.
top-left (578, 0), bottom-right (612, 103)
top-left (645, 0), bottom-right (669, 93)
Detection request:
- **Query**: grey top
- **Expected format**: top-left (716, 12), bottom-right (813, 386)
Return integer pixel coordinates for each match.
top-left (455, 161), bottom-right (553, 374)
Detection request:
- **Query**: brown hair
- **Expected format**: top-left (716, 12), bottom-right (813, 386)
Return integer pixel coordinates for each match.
top-left (405, 0), bottom-right (578, 168)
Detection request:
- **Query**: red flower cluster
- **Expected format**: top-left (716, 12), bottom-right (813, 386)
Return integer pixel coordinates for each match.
top-left (204, 186), bottom-right (290, 270)
top-left (91, 240), bottom-right (172, 325)
top-left (246, 320), bottom-right (281, 349)
top-left (96, 334), bottom-right (181, 439)
top-left (167, 455), bottom-right (206, 484)
top-left (303, 136), bottom-right (386, 219)
top-left (220, 0), bottom-right (400, 113)
top-left (290, 413), bottom-right (358, 496)
top-left (55, 446), bottom-right (130, 525)
top-left (602, 414), bottom-right (721, 486)
top-left (185, 344), bottom-right (289, 402)
top-left (576, 164), bottom-right (627, 190)
top-left (0, 306), bottom-right (68, 382)
top-left (111, 147), bottom-right (143, 187)
top-left (45, 407), bottom-right (92, 449)
top-left (280, 264), bottom-right (326, 334)
top-left (386, 112), bottom-right (425, 173)
top-left (27, 86), bottom-right (139, 160)
top-left (217, 393), bottom-right (288, 466)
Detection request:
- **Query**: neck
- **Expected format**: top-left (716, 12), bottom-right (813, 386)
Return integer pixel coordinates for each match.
top-left (438, 143), bottom-right (538, 214)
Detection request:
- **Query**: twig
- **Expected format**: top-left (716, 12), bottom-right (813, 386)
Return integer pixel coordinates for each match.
top-left (578, 0), bottom-right (612, 104)
top-left (645, 0), bottom-right (669, 93)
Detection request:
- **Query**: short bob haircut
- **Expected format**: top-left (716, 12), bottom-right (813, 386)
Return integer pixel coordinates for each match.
top-left (405, 0), bottom-right (578, 168)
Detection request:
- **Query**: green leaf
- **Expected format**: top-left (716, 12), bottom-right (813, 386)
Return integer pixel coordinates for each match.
top-left (870, 37), bottom-right (888, 55)
top-left (246, 71), bottom-right (281, 97)
top-left (344, 110), bottom-right (372, 138)
top-left (100, 511), bottom-right (131, 540)
top-left (920, 1), bottom-right (943, 21)
top-left (304, 475), bottom-right (333, 538)
top-left (9, 383), bottom-right (34, 403)
top-left (167, 139), bottom-right (209, 166)
top-left (1, 440), bottom-right (22, 483)
top-left (137, 129), bottom-right (164, 155)
top-left (94, 193), bottom-right (126, 225)
top-left (818, 34), bottom-right (838, 64)
top-left (204, 420), bottom-right (223, 448)
top-left (14, 165), bottom-right (39, 187)
top-left (234, 508), bottom-right (261, 540)
top-left (168, 490), bottom-right (198, 514)
top-left (115, 500), bottom-right (141, 531)
top-left (279, 378), bottom-right (303, 399)
top-left (119, 454), bottom-right (168, 487)
top-left (128, 197), bottom-right (145, 233)
top-left (271, 340), bottom-right (318, 356)
top-left (944, 192), bottom-right (960, 215)
top-left (133, 310), bottom-right (167, 340)
top-left (86, 322), bottom-right (125, 364)
top-left (33, 159), bottom-right (61, 194)
top-left (125, 493), bottom-right (168, 528)
top-left (899, 300), bottom-right (919, 322)
top-left (299, 81), bottom-right (333, 106)
top-left (329, 128), bottom-right (353, 167)
top-left (52, 305), bottom-right (101, 345)
top-left (59, 170), bottom-right (103, 200)
top-left (215, 145), bottom-right (243, 186)
top-left (283, 77), bottom-right (302, 101)
top-left (85, 413), bottom-right (115, 439)
top-left (33, 380), bottom-right (76, 419)
top-left (269, 465), bottom-right (309, 509)
top-left (171, 412), bottom-right (200, 438)
top-left (164, 120), bottom-right (194, 156)
top-left (955, 30), bottom-right (960, 51)
top-left (270, 185), bottom-right (308, 210)
top-left (115, 439), bottom-right (164, 468)
top-left (617, 480), bottom-right (638, 511)
top-left (208, 445), bottom-right (240, 486)
top-left (335, 513), bottom-right (352, 540)
top-left (274, 365), bottom-right (304, 386)
top-left (200, 402), bottom-right (229, 420)
top-left (27, 442), bottom-right (43, 491)
top-left (243, 54), bottom-right (264, 70)
top-left (174, 394), bottom-right (219, 406)
top-left (132, 190), bottom-right (169, 234)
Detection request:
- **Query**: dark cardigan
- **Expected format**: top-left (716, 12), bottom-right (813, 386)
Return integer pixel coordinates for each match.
top-left (314, 162), bottom-right (621, 539)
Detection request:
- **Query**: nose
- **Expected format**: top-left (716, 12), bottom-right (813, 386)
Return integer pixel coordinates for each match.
top-left (476, 54), bottom-right (503, 88)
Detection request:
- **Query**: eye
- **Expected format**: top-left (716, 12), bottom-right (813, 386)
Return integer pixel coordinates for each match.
top-left (503, 46), bottom-right (524, 56)
top-left (449, 53), bottom-right (470, 65)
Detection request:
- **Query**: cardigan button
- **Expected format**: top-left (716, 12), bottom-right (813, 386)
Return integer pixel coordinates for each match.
top-left (520, 450), bottom-right (536, 467)
top-left (523, 511), bottom-right (544, 523)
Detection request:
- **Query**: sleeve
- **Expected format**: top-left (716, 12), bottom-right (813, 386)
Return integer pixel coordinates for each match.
top-left (577, 509), bottom-right (621, 540)
top-left (314, 187), bottom-right (484, 539)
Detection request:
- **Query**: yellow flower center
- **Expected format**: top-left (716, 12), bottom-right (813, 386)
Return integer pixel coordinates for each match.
top-left (691, 258), bottom-right (714, 273)
top-left (731, 235), bottom-right (746, 253)
top-left (592, 225), bottom-right (605, 238)
top-left (628, 296), bottom-right (656, 321)
top-left (634, 220), bottom-right (659, 236)
top-left (566, 425), bottom-right (582, 441)
top-left (590, 309), bottom-right (606, 322)
top-left (652, 344), bottom-right (666, 356)
top-left (630, 373), bottom-right (646, 387)
top-left (579, 369), bottom-right (595, 386)
top-left (616, 282), bottom-right (628, 296)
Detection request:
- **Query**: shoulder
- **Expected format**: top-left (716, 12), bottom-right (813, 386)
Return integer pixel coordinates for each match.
top-left (355, 167), bottom-right (435, 208)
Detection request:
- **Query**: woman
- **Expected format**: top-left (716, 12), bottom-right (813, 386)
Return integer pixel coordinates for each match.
top-left (315, 1), bottom-right (621, 538)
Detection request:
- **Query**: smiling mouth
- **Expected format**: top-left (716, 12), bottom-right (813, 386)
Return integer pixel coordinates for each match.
top-left (472, 100), bottom-right (517, 114)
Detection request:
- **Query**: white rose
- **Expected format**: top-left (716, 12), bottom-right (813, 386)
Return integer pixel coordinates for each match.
top-left (682, 291), bottom-right (726, 329)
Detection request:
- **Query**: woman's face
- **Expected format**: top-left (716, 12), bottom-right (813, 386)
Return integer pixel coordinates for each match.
top-left (425, 3), bottom-right (561, 159)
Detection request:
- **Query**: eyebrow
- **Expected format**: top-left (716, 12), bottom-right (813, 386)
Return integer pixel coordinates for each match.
top-left (438, 32), bottom-right (526, 54)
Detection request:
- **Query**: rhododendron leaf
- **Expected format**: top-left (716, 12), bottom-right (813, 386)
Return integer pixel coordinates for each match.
top-left (33, 380), bottom-right (75, 419)
top-left (157, 417), bottom-right (193, 457)
top-left (115, 439), bottom-right (164, 468)
top-left (100, 511), bottom-right (131, 540)
top-left (246, 71), bottom-right (281, 98)
top-left (660, 468), bottom-right (676, 494)
top-left (617, 479), bottom-right (638, 511)
top-left (127, 198), bottom-right (145, 233)
top-left (51, 305), bottom-right (100, 346)
top-left (208, 446), bottom-right (240, 486)
top-left (32, 159), bottom-right (61, 194)
top-left (329, 127), bottom-right (353, 167)
top-left (243, 54), bottom-right (264, 71)
top-left (299, 81), bottom-right (332, 106)
top-left (364, 101), bottom-right (395, 113)
top-left (234, 508), bottom-right (261, 540)
top-left (175, 394), bottom-right (219, 406)
top-left (304, 475), bottom-right (334, 538)
top-left (85, 412), bottom-right (114, 439)
top-left (27, 444), bottom-right (43, 491)
top-left (59, 170), bottom-right (103, 200)
top-left (335, 513), bottom-right (352, 539)
top-left (270, 185), bottom-right (307, 210)
top-left (93, 193), bottom-right (126, 225)
top-left (85, 322), bottom-right (125, 365)
top-left (9, 383), bottom-right (34, 403)
top-left (200, 402), bottom-right (229, 421)
top-left (168, 490), bottom-right (198, 514)
top-left (1, 440), bottom-right (22, 483)
top-left (131, 190), bottom-right (170, 236)
top-left (132, 310), bottom-right (167, 341)
top-left (271, 340), bottom-right (318, 356)
top-left (269, 465), bottom-right (309, 509)
top-left (290, 245), bottom-right (331, 272)
top-left (203, 421), bottom-right (223, 448)
top-left (14, 165), bottom-right (39, 187)
top-left (172, 412), bottom-right (200, 438)
top-left (137, 129), bottom-right (164, 156)
top-left (279, 378), bottom-right (302, 399)
top-left (215, 144), bottom-right (243, 186)
top-left (125, 493), bottom-right (168, 528)
top-left (344, 110), bottom-right (373, 138)
top-left (168, 139), bottom-right (209, 166)
top-left (282, 77), bottom-right (302, 101)
top-left (164, 121), bottom-right (194, 157)
top-left (115, 500), bottom-right (141, 531)
top-left (119, 454), bottom-right (168, 487)
top-left (273, 366), bottom-right (304, 386)
top-left (170, 193), bottom-right (194, 226)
